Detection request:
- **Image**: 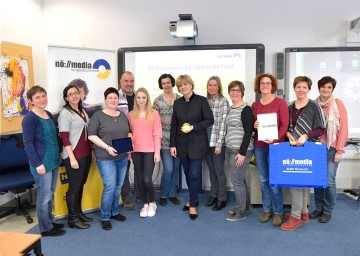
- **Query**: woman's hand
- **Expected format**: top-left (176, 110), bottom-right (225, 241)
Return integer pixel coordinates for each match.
top-left (235, 154), bottom-right (245, 167)
top-left (296, 134), bottom-right (307, 146)
top-left (106, 146), bottom-right (118, 157)
top-left (70, 158), bottom-right (79, 169)
top-left (334, 152), bottom-right (342, 163)
top-left (181, 123), bottom-right (193, 133)
top-left (36, 164), bottom-right (46, 175)
top-left (170, 147), bottom-right (177, 157)
top-left (263, 138), bottom-right (273, 144)
top-left (154, 154), bottom-right (161, 163)
top-left (127, 152), bottom-right (132, 161)
top-left (214, 147), bottom-right (222, 155)
top-left (254, 120), bottom-right (259, 129)
top-left (287, 132), bottom-right (295, 142)
top-left (91, 150), bottom-right (96, 162)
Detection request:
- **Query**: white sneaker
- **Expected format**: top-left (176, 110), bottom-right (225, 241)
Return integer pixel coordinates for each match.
top-left (140, 204), bottom-right (149, 218)
top-left (147, 202), bottom-right (157, 217)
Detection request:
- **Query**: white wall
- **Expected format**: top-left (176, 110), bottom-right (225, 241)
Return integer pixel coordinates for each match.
top-left (2, 0), bottom-right (359, 85)
top-left (0, 0), bottom-right (46, 86)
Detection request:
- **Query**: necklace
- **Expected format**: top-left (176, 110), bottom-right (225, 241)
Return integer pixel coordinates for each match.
top-left (163, 93), bottom-right (176, 106)
top-left (104, 109), bottom-right (119, 122)
top-left (32, 109), bottom-right (48, 119)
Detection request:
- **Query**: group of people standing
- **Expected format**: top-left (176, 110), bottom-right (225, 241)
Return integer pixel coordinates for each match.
top-left (21, 70), bottom-right (347, 236)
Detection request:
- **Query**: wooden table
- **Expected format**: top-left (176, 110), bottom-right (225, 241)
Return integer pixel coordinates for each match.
top-left (0, 232), bottom-right (42, 256)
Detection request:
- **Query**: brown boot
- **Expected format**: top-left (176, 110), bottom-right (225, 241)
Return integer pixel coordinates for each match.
top-left (259, 212), bottom-right (272, 223)
top-left (272, 214), bottom-right (282, 226)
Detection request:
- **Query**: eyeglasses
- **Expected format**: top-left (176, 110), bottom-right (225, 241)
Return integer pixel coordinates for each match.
top-left (230, 89), bottom-right (241, 93)
top-left (67, 91), bottom-right (80, 97)
top-left (260, 82), bottom-right (272, 86)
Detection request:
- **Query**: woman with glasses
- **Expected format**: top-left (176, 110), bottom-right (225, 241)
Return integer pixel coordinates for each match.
top-left (252, 73), bottom-right (289, 227)
top-left (225, 81), bottom-right (254, 221)
top-left (58, 85), bottom-right (93, 229)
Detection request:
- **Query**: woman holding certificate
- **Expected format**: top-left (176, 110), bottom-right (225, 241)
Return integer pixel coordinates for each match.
top-left (129, 87), bottom-right (162, 218)
top-left (310, 76), bottom-right (348, 223)
top-left (252, 74), bottom-right (289, 227)
top-left (280, 76), bottom-right (326, 231)
top-left (88, 87), bottom-right (131, 231)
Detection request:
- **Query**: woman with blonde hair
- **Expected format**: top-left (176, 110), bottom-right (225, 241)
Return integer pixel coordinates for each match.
top-left (129, 87), bottom-right (162, 218)
top-left (170, 75), bottom-right (214, 220)
top-left (204, 76), bottom-right (230, 211)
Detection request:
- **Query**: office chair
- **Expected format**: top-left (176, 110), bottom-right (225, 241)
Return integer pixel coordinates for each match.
top-left (0, 134), bottom-right (35, 224)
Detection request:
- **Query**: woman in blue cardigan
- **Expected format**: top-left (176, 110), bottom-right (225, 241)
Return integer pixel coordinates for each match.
top-left (22, 86), bottom-right (65, 237)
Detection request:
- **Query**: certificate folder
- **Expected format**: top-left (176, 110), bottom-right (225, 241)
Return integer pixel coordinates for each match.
top-left (111, 138), bottom-right (133, 153)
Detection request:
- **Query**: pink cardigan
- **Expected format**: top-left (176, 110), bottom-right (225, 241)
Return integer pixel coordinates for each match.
top-left (319, 98), bottom-right (348, 153)
top-left (128, 110), bottom-right (162, 155)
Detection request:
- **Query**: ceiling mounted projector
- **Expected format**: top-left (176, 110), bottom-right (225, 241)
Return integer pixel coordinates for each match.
top-left (169, 14), bottom-right (198, 38)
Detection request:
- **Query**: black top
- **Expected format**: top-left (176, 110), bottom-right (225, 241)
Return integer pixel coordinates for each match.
top-left (170, 93), bottom-right (214, 159)
top-left (126, 94), bottom-right (135, 112)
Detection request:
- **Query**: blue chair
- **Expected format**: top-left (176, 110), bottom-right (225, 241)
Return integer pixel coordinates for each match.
top-left (0, 134), bottom-right (35, 224)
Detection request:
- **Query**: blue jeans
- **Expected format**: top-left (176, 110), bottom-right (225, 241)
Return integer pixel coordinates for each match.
top-left (32, 169), bottom-right (58, 232)
top-left (160, 149), bottom-right (180, 198)
top-left (97, 157), bottom-right (128, 221)
top-left (180, 157), bottom-right (203, 207)
top-left (314, 147), bottom-right (339, 215)
top-left (205, 147), bottom-right (227, 201)
top-left (254, 147), bottom-right (283, 215)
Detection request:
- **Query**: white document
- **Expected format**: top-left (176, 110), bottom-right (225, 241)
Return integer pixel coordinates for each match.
top-left (257, 113), bottom-right (278, 141)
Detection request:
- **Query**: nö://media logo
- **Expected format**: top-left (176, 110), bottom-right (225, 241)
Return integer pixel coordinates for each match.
top-left (282, 158), bottom-right (313, 166)
top-left (54, 58), bottom-right (111, 79)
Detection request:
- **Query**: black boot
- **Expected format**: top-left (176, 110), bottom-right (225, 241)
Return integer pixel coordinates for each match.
top-left (77, 187), bottom-right (93, 222)
top-left (66, 193), bottom-right (90, 229)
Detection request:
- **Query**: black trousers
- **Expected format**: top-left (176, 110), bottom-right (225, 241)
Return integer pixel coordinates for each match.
top-left (63, 154), bottom-right (92, 195)
top-left (132, 152), bottom-right (155, 203)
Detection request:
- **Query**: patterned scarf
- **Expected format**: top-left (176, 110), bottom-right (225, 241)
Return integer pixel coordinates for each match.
top-left (315, 94), bottom-right (340, 148)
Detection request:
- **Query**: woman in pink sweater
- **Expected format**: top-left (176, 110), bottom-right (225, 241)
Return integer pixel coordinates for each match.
top-left (128, 87), bottom-right (162, 218)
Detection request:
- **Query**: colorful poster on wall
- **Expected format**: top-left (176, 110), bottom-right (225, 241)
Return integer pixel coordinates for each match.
top-left (0, 56), bottom-right (30, 117)
top-left (47, 46), bottom-right (117, 113)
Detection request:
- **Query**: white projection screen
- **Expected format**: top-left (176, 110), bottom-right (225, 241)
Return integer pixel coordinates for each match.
top-left (118, 44), bottom-right (265, 105)
top-left (285, 47), bottom-right (360, 138)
